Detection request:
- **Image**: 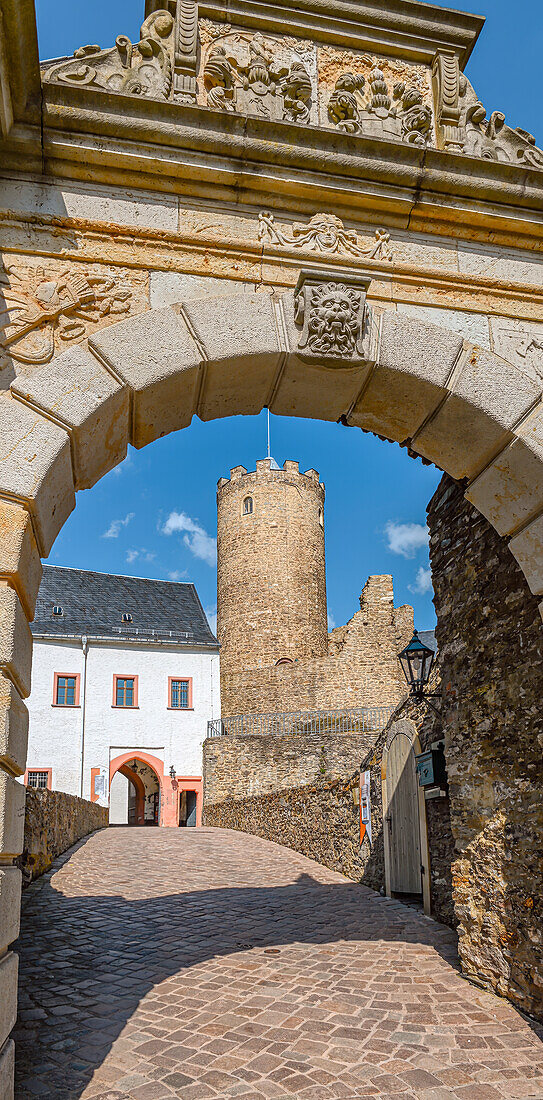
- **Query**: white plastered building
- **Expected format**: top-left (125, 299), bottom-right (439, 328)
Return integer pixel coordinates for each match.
top-left (24, 566), bottom-right (220, 827)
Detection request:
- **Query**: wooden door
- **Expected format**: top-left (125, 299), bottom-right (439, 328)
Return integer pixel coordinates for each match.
top-left (386, 731), bottom-right (421, 894)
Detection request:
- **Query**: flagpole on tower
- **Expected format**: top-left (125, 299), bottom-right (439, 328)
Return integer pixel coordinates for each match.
top-left (267, 408), bottom-right (271, 460)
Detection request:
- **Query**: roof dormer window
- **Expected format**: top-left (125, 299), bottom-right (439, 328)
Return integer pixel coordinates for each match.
top-left (52, 606), bottom-right (63, 617)
top-left (121, 613), bottom-right (133, 623)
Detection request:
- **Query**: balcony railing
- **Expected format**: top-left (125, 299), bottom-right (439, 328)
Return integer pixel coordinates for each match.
top-left (206, 706), bottom-right (394, 739)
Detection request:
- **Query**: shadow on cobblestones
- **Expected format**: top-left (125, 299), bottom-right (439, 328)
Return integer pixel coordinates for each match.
top-left (13, 828), bottom-right (543, 1100)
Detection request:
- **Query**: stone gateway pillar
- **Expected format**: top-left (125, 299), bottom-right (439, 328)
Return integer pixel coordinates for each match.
top-left (217, 459), bottom-right (329, 711)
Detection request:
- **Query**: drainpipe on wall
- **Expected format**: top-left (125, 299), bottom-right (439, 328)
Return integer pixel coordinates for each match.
top-left (80, 635), bottom-right (88, 797)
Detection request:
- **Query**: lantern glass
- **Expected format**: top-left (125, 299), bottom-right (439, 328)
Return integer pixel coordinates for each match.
top-left (398, 631), bottom-right (434, 694)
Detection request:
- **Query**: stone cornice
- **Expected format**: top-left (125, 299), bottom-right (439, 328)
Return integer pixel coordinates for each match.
top-left (179, 0), bottom-right (484, 67)
top-left (13, 85), bottom-right (540, 249)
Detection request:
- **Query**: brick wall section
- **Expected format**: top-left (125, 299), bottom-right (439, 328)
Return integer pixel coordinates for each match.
top-left (221, 575), bottom-right (414, 716)
top-left (203, 730), bottom-right (380, 805)
top-left (428, 475), bottom-right (543, 1020)
top-left (19, 787), bottom-right (108, 885)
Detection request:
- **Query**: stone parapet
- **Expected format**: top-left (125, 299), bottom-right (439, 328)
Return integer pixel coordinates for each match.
top-left (20, 788), bottom-right (108, 885)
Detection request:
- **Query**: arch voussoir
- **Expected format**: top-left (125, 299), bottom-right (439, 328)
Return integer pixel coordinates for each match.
top-left (10, 345), bottom-right (130, 492)
top-left (0, 397), bottom-right (75, 557)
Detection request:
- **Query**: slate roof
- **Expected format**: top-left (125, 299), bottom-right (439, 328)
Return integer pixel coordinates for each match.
top-left (418, 630), bottom-right (437, 653)
top-left (32, 566), bottom-right (218, 647)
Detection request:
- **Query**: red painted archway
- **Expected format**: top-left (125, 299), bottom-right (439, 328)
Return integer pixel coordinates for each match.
top-left (118, 763), bottom-right (146, 826)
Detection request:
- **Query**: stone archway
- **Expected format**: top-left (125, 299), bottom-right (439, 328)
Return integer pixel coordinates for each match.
top-left (1, 280), bottom-right (543, 1024)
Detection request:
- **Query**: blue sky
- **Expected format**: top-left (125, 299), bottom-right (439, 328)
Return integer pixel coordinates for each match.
top-left (36, 1), bottom-right (541, 635)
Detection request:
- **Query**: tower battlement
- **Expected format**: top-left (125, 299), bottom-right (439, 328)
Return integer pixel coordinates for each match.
top-left (217, 458), bottom-right (323, 490)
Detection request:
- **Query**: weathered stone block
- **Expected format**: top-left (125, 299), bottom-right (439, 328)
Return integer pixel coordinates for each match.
top-left (0, 775), bottom-right (25, 859)
top-left (0, 500), bottom-right (41, 621)
top-left (181, 293), bottom-right (282, 420)
top-left (0, 869), bottom-right (21, 949)
top-left (0, 955), bottom-right (18, 1051)
top-left (150, 271), bottom-right (258, 309)
top-left (414, 345), bottom-right (541, 480)
top-left (466, 440), bottom-right (543, 537)
top-left (11, 346), bottom-right (130, 490)
top-left (351, 313), bottom-right (462, 443)
top-left (90, 307), bottom-right (201, 447)
top-left (509, 515), bottom-right (543, 597)
top-left (0, 585), bottom-right (32, 699)
top-left (272, 357), bottom-right (371, 422)
top-left (0, 673), bottom-right (28, 776)
top-left (0, 398), bottom-right (75, 556)
top-left (0, 1039), bottom-right (14, 1100)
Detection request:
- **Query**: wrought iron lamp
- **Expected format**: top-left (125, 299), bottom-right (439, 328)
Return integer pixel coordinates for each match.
top-left (398, 630), bottom-right (440, 710)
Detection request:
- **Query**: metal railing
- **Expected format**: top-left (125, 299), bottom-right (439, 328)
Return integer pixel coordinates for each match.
top-left (206, 705), bottom-right (394, 739)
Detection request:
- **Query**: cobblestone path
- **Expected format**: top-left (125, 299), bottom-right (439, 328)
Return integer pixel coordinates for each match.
top-left (15, 827), bottom-right (543, 1100)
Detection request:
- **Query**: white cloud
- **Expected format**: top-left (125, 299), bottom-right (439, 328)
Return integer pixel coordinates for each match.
top-left (161, 511), bottom-right (217, 567)
top-left (102, 512), bottom-right (134, 539)
top-left (384, 520), bottom-right (429, 559)
top-left (125, 548), bottom-right (156, 565)
top-left (168, 569), bottom-right (187, 582)
top-left (328, 612), bottom-right (336, 631)
top-left (205, 605), bottom-right (218, 633)
top-left (409, 566), bottom-right (433, 595)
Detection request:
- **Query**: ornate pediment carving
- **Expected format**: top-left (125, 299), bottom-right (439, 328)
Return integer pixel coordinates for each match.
top-left (42, 10), bottom-right (175, 100)
top-left (201, 31), bottom-right (314, 123)
top-left (433, 51), bottom-right (543, 171)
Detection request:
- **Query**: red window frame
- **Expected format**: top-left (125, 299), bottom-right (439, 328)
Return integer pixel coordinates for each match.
top-left (24, 768), bottom-right (52, 790)
top-left (112, 675), bottom-right (139, 708)
top-left (168, 676), bottom-right (193, 710)
top-left (53, 673), bottom-right (80, 707)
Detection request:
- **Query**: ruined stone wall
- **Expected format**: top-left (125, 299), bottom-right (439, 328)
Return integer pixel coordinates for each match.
top-left (428, 476), bottom-right (543, 1020)
top-left (203, 730), bottom-right (380, 805)
top-left (221, 574), bottom-right (414, 717)
top-left (19, 787), bottom-right (108, 885)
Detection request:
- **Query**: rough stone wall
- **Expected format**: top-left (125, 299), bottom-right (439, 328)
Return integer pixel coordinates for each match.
top-left (19, 787), bottom-right (108, 885)
top-left (204, 771), bottom-right (383, 889)
top-left (217, 460), bottom-right (328, 715)
top-left (203, 730), bottom-right (380, 805)
top-left (222, 574), bottom-right (414, 717)
top-left (428, 476), bottom-right (543, 1020)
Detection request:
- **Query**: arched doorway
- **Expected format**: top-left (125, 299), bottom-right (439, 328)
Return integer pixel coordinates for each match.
top-left (110, 759), bottom-right (160, 827)
top-left (109, 751), bottom-right (166, 826)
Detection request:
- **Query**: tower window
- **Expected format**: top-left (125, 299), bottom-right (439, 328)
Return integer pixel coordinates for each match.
top-left (319, 508), bottom-right (324, 528)
top-left (243, 496), bottom-right (253, 515)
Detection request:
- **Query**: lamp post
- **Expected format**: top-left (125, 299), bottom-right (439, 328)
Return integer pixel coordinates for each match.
top-left (398, 630), bottom-right (440, 711)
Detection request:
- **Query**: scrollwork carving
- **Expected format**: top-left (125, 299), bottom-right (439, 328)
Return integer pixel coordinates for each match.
top-left (294, 271), bottom-right (371, 362)
top-left (258, 212), bottom-right (393, 261)
top-left (43, 10), bottom-right (175, 101)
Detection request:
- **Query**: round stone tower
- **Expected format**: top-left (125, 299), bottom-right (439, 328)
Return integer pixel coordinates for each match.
top-left (217, 458), bottom-right (329, 699)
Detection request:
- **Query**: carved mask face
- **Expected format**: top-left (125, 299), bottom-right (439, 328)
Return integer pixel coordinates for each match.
top-left (314, 222), bottom-right (340, 249)
top-left (315, 290), bottom-right (356, 328)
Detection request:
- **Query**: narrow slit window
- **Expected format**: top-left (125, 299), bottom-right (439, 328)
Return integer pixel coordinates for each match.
top-left (243, 496), bottom-right (253, 515)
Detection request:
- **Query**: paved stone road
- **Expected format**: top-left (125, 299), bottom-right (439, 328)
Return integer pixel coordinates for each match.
top-left (15, 827), bottom-right (543, 1100)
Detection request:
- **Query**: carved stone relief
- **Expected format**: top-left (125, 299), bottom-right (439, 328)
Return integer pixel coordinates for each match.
top-left (0, 261), bottom-right (146, 369)
top-left (433, 51), bottom-right (543, 171)
top-left (294, 271), bottom-right (371, 361)
top-left (200, 30), bottom-right (316, 123)
top-left (491, 320), bottom-right (543, 384)
top-left (42, 10), bottom-right (175, 99)
top-left (258, 212), bottom-right (393, 261)
top-left (319, 47), bottom-right (433, 148)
